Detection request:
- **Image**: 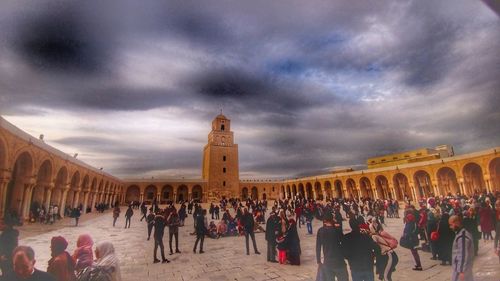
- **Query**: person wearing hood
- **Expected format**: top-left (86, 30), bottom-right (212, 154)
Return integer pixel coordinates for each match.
top-left (47, 236), bottom-right (76, 281)
top-left (94, 241), bottom-right (121, 281)
top-left (72, 234), bottom-right (93, 273)
top-left (403, 213), bottom-right (422, 271)
top-left (343, 217), bottom-right (378, 281)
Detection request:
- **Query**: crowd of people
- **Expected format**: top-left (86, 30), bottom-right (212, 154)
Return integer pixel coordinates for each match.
top-left (1, 190), bottom-right (500, 280)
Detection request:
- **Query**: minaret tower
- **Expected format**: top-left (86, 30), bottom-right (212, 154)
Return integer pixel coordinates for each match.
top-left (202, 113), bottom-right (239, 200)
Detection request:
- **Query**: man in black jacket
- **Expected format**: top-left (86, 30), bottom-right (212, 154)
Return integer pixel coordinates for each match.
top-left (153, 213), bottom-right (170, 263)
top-left (316, 212), bottom-right (348, 280)
top-left (342, 218), bottom-right (379, 281)
top-left (242, 208), bottom-right (261, 255)
top-left (193, 209), bottom-right (207, 254)
top-left (146, 210), bottom-right (155, 240)
top-left (2, 246), bottom-right (56, 281)
top-left (265, 207), bottom-right (279, 262)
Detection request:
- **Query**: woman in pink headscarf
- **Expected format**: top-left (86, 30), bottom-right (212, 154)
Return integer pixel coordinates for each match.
top-left (72, 234), bottom-right (94, 273)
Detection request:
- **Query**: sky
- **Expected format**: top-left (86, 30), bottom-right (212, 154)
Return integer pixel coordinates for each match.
top-left (0, 0), bottom-right (499, 180)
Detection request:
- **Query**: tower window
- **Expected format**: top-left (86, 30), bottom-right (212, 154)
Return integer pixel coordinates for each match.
top-left (221, 124), bottom-right (225, 131)
top-left (223, 181), bottom-right (226, 187)
top-left (223, 156), bottom-right (226, 161)
top-left (223, 167), bottom-right (226, 173)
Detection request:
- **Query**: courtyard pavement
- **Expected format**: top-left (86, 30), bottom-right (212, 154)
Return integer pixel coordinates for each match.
top-left (16, 206), bottom-right (500, 281)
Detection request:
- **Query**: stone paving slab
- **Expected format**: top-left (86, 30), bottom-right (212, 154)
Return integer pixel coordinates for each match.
top-left (14, 206), bottom-right (500, 281)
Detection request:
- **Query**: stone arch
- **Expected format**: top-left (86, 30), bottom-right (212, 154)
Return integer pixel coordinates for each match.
top-left (314, 182), bottom-right (322, 200)
top-left (241, 186), bottom-right (248, 200)
top-left (176, 185), bottom-right (188, 203)
top-left (292, 184), bottom-right (297, 197)
top-left (436, 167), bottom-right (460, 196)
top-left (251, 186), bottom-right (258, 200)
top-left (65, 171), bottom-right (81, 208)
top-left (286, 185), bottom-right (291, 199)
top-left (374, 175), bottom-right (389, 199)
top-left (51, 166), bottom-right (68, 216)
top-left (5, 151), bottom-right (34, 218)
top-left (280, 185), bottom-right (285, 199)
top-left (305, 182), bottom-right (313, 199)
top-left (462, 162), bottom-right (485, 195)
top-left (414, 170), bottom-right (432, 198)
top-left (334, 180), bottom-right (343, 198)
top-left (324, 181), bottom-right (332, 200)
top-left (125, 185), bottom-right (140, 203)
top-left (346, 178), bottom-right (357, 199)
top-left (242, 187), bottom-right (249, 200)
top-left (298, 183), bottom-right (305, 198)
top-left (489, 157), bottom-right (500, 192)
top-left (393, 173), bottom-right (410, 201)
top-left (161, 185), bottom-right (173, 202)
top-left (192, 185), bottom-right (203, 201)
top-left (359, 177), bottom-right (372, 198)
top-left (144, 185), bottom-right (157, 203)
top-left (32, 159), bottom-right (52, 213)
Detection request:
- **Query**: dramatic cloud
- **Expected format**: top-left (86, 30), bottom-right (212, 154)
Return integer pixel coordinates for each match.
top-left (0, 0), bottom-right (498, 179)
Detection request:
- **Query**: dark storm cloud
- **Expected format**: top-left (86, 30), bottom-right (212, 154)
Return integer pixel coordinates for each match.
top-left (0, 0), bottom-right (498, 178)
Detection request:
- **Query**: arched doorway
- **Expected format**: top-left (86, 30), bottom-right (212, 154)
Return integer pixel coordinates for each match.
top-left (437, 167), bottom-right (459, 196)
top-left (375, 175), bottom-right (389, 199)
top-left (161, 185), bottom-right (173, 203)
top-left (125, 185), bottom-right (140, 203)
top-left (334, 180), bottom-right (343, 198)
top-left (65, 171), bottom-right (81, 210)
top-left (51, 166), bottom-right (68, 216)
top-left (262, 193), bottom-right (267, 200)
top-left (305, 182), bottom-right (313, 199)
top-left (298, 183), bottom-right (305, 198)
top-left (242, 187), bottom-right (249, 200)
top-left (292, 184), bottom-right (297, 197)
top-left (489, 158), bottom-right (500, 192)
top-left (463, 162), bottom-right (485, 195)
top-left (314, 182), bottom-right (322, 200)
top-left (5, 152), bottom-right (34, 219)
top-left (324, 181), bottom-right (332, 200)
top-left (286, 185), bottom-right (292, 199)
top-left (144, 185), bottom-right (157, 203)
top-left (32, 159), bottom-right (52, 215)
top-left (251, 186), bottom-right (258, 200)
top-left (359, 177), bottom-right (372, 198)
top-left (192, 185), bottom-right (203, 202)
top-left (177, 185), bottom-right (188, 203)
top-left (414, 170), bottom-right (432, 198)
top-left (346, 178), bottom-right (356, 199)
top-left (393, 173), bottom-right (410, 201)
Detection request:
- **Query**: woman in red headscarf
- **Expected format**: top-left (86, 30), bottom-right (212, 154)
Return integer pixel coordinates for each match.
top-left (72, 234), bottom-right (94, 273)
top-left (47, 236), bottom-right (77, 281)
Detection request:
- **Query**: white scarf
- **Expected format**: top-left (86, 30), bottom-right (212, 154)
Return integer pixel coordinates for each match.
top-left (95, 241), bottom-right (121, 281)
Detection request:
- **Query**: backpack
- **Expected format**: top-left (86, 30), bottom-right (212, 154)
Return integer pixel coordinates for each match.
top-left (77, 265), bottom-right (113, 281)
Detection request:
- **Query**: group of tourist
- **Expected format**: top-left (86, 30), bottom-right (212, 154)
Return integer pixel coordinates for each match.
top-left (2, 189), bottom-right (500, 280)
top-left (0, 227), bottom-right (121, 281)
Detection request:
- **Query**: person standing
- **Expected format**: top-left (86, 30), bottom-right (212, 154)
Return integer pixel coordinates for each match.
top-left (124, 205), bottom-right (133, 229)
top-left (316, 212), bottom-right (348, 280)
top-left (47, 236), bottom-right (76, 281)
top-left (214, 204), bottom-right (220, 220)
top-left (152, 212), bottom-right (170, 264)
top-left (140, 202), bottom-right (147, 221)
top-left (242, 208), bottom-right (260, 255)
top-left (286, 214), bottom-right (301, 265)
top-left (73, 208), bottom-right (81, 227)
top-left (265, 208), bottom-right (279, 263)
top-left (0, 223), bottom-right (19, 276)
top-left (167, 209), bottom-right (181, 255)
top-left (343, 218), bottom-right (378, 281)
top-left (449, 215), bottom-right (474, 281)
top-left (403, 212), bottom-right (422, 271)
top-left (146, 210), bottom-right (155, 240)
top-left (193, 209), bottom-right (207, 254)
top-left (112, 205), bottom-right (120, 227)
top-left (4, 246), bottom-right (56, 281)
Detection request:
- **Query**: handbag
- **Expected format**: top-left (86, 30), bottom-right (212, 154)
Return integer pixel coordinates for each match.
top-left (430, 223), bottom-right (440, 241)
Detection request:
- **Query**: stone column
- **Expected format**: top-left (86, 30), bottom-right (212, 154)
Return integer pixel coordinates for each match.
top-left (140, 193), bottom-right (144, 202)
top-left (73, 191), bottom-right (81, 208)
top-left (82, 192), bottom-right (89, 213)
top-left (21, 183), bottom-right (35, 220)
top-left (485, 179), bottom-right (491, 193)
top-left (44, 186), bottom-right (53, 211)
top-left (59, 189), bottom-right (69, 217)
top-left (0, 180), bottom-right (9, 219)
